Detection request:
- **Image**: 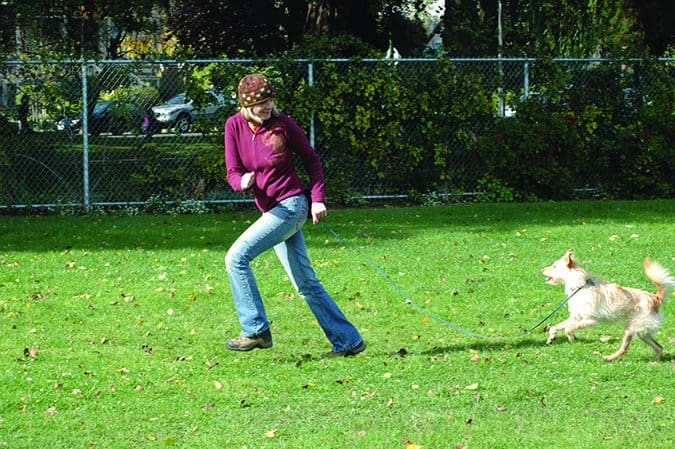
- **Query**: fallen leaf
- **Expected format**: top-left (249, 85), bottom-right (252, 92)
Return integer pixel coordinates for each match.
top-left (402, 438), bottom-right (422, 449)
top-left (264, 429), bottom-right (277, 438)
top-left (386, 398), bottom-right (394, 408)
top-left (464, 383), bottom-right (479, 390)
top-left (496, 405), bottom-right (508, 412)
top-left (653, 395), bottom-right (665, 404)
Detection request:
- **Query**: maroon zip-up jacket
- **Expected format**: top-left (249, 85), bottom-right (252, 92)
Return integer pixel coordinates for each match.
top-left (224, 112), bottom-right (326, 212)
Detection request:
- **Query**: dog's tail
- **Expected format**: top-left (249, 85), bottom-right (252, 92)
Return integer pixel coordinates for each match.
top-left (644, 258), bottom-right (675, 307)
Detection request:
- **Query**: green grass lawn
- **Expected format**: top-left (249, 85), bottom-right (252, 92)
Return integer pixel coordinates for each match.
top-left (1, 200), bottom-right (673, 449)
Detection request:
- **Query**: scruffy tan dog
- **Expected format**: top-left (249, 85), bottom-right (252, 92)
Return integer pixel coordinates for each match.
top-left (541, 249), bottom-right (673, 361)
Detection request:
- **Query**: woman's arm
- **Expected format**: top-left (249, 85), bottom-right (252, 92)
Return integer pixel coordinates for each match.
top-left (224, 118), bottom-right (247, 192)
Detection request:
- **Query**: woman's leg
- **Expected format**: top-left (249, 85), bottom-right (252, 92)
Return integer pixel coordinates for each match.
top-left (274, 226), bottom-right (363, 352)
top-left (225, 195), bottom-right (306, 336)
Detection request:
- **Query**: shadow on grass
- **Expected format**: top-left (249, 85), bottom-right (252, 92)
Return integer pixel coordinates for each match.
top-left (419, 336), bottom-right (547, 355)
top-left (0, 199), bottom-right (673, 252)
top-left (246, 333), bottom-right (673, 366)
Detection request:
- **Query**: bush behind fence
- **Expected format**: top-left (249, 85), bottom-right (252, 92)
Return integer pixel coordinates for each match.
top-left (1, 57), bottom-right (673, 210)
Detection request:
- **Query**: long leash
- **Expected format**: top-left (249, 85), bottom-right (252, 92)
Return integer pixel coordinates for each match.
top-left (321, 222), bottom-right (581, 340)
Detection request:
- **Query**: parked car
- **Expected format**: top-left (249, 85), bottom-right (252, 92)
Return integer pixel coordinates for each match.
top-left (57, 101), bottom-right (145, 136)
top-left (151, 91), bottom-right (231, 133)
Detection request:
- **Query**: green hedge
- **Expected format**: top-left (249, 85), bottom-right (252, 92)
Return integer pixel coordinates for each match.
top-left (2, 57), bottom-right (673, 208)
top-left (274, 56), bottom-right (674, 201)
top-left (475, 57), bottom-right (674, 200)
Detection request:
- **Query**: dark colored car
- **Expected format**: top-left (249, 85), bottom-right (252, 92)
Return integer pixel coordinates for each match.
top-left (57, 101), bottom-right (145, 136)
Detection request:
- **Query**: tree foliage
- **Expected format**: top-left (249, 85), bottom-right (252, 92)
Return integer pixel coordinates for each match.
top-left (165, 0), bottom-right (291, 58)
top-left (440, 0), bottom-right (674, 57)
top-left (2, 0), bottom-right (161, 59)
top-left (1, 1), bottom-right (673, 59)
top-left (165, 0), bottom-right (430, 58)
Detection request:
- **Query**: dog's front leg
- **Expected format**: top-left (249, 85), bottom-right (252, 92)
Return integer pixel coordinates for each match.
top-left (563, 317), bottom-right (599, 342)
top-left (546, 319), bottom-right (572, 344)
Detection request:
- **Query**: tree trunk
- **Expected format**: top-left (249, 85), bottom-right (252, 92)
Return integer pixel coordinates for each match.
top-left (305, 0), bottom-right (337, 35)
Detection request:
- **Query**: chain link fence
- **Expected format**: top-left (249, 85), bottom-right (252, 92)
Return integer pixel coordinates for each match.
top-left (1, 57), bottom-right (673, 209)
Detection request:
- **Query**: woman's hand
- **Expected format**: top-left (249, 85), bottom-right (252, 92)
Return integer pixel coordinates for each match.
top-left (241, 172), bottom-right (255, 191)
top-left (311, 201), bottom-right (327, 224)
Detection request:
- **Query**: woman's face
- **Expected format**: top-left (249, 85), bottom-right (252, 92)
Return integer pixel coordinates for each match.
top-left (251, 99), bottom-right (274, 122)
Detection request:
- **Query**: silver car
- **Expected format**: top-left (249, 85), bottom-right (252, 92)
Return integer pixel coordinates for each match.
top-left (151, 91), bottom-right (230, 133)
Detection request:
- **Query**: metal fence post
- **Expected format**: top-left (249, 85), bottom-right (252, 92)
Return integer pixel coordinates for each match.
top-left (524, 58), bottom-right (530, 97)
top-left (308, 62), bottom-right (315, 148)
top-left (81, 62), bottom-right (90, 208)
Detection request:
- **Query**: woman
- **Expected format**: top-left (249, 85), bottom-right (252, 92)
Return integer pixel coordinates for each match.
top-left (223, 73), bottom-right (365, 357)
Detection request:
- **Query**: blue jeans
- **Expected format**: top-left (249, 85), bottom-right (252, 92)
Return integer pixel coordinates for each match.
top-left (225, 194), bottom-right (362, 352)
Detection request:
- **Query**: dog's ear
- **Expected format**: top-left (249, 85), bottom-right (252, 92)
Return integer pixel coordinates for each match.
top-left (563, 249), bottom-right (576, 268)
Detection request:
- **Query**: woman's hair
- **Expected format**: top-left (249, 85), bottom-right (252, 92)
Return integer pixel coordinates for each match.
top-left (240, 103), bottom-right (279, 124)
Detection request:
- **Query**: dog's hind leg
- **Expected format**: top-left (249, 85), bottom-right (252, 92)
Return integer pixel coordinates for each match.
top-left (638, 334), bottom-right (663, 361)
top-left (603, 329), bottom-right (634, 361)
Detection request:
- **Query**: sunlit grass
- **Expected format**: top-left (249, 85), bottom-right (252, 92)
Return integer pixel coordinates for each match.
top-left (0, 200), bottom-right (673, 448)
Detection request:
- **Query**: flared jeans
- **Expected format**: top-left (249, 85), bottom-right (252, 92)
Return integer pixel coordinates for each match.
top-left (225, 194), bottom-right (362, 352)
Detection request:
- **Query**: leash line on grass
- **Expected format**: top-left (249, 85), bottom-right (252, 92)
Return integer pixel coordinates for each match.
top-left (321, 222), bottom-right (578, 340)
